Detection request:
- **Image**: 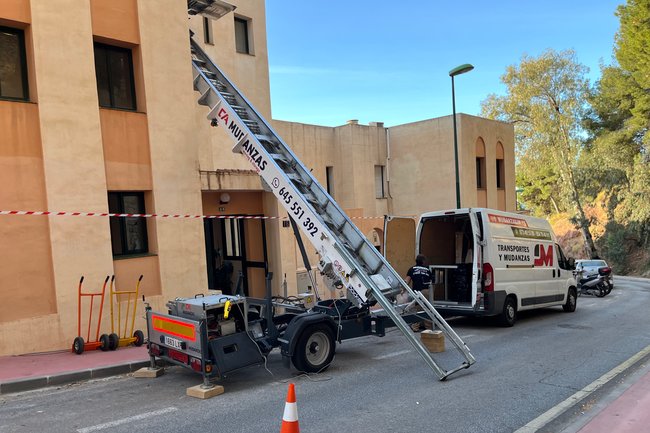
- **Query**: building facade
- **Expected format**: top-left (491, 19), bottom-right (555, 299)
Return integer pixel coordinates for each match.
top-left (0, 0), bottom-right (514, 356)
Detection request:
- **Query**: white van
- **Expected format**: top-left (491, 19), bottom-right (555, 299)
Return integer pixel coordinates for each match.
top-left (385, 208), bottom-right (577, 326)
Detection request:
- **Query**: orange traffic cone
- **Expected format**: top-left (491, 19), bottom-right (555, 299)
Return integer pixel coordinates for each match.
top-left (280, 383), bottom-right (300, 433)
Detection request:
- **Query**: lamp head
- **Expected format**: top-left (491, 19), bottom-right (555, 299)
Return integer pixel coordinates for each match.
top-left (449, 64), bottom-right (474, 77)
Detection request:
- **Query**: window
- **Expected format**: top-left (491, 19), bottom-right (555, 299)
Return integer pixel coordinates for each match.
top-left (223, 219), bottom-right (242, 257)
top-left (375, 165), bottom-right (386, 198)
top-left (476, 157), bottom-right (486, 189)
top-left (234, 17), bottom-right (251, 54)
top-left (556, 244), bottom-right (572, 270)
top-left (475, 138), bottom-right (486, 190)
top-left (496, 159), bottom-right (505, 189)
top-left (203, 17), bottom-right (214, 45)
top-left (326, 166), bottom-right (334, 197)
top-left (94, 43), bottom-right (136, 110)
top-left (0, 26), bottom-right (29, 100)
top-left (108, 192), bottom-right (148, 256)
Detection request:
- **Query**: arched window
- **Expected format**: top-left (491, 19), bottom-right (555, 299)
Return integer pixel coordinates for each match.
top-left (496, 142), bottom-right (505, 189)
top-left (475, 138), bottom-right (486, 189)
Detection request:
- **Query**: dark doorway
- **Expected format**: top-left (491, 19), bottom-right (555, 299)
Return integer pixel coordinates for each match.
top-left (204, 216), bottom-right (268, 296)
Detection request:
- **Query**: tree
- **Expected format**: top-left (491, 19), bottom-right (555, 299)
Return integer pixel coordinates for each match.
top-left (516, 153), bottom-right (564, 215)
top-left (615, 0), bottom-right (650, 143)
top-left (481, 50), bottom-right (599, 258)
top-left (584, 0), bottom-right (650, 250)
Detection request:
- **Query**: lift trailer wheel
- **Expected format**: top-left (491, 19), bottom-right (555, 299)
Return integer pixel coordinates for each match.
top-left (292, 324), bottom-right (336, 373)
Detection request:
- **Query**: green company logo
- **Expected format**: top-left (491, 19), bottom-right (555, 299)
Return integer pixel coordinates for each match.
top-left (511, 227), bottom-right (552, 240)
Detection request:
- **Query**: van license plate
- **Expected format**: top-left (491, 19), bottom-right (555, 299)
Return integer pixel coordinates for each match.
top-left (164, 336), bottom-right (182, 349)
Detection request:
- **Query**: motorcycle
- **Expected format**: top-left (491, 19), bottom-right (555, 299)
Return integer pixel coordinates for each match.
top-left (574, 266), bottom-right (613, 297)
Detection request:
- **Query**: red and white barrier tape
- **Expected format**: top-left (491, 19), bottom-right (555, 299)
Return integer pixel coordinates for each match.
top-left (0, 210), bottom-right (387, 220)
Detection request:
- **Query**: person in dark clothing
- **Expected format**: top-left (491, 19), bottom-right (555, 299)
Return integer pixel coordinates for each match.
top-left (402, 255), bottom-right (433, 331)
top-left (405, 254), bottom-right (432, 292)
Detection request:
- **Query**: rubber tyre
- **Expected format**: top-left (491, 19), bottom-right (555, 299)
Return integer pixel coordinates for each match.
top-left (604, 281), bottom-right (613, 295)
top-left (562, 288), bottom-right (577, 312)
top-left (108, 333), bottom-right (120, 350)
top-left (499, 296), bottom-right (517, 327)
top-left (133, 330), bottom-right (145, 347)
top-left (73, 337), bottom-right (85, 355)
top-left (292, 324), bottom-right (336, 373)
top-left (595, 284), bottom-right (606, 298)
top-left (99, 334), bottom-right (110, 351)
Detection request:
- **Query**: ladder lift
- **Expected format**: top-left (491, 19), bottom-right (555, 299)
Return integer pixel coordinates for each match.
top-left (189, 38), bottom-right (475, 380)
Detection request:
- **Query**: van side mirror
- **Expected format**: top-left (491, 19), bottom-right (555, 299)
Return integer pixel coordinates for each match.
top-left (568, 257), bottom-right (575, 270)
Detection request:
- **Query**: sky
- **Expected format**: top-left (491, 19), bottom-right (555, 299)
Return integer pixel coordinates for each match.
top-left (265, 0), bottom-right (624, 127)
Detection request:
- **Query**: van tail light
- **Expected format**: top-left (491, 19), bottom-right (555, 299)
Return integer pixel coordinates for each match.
top-left (483, 263), bottom-right (494, 292)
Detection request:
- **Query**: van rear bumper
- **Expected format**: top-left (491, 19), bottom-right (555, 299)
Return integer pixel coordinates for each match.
top-left (433, 290), bottom-right (507, 318)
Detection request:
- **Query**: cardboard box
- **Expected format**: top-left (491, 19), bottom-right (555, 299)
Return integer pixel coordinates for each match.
top-left (420, 330), bottom-right (445, 353)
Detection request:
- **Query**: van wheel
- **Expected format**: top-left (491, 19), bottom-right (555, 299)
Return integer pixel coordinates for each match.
top-left (563, 288), bottom-right (577, 312)
top-left (499, 296), bottom-right (517, 327)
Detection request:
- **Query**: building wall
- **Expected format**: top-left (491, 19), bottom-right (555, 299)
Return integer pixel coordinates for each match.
top-left (389, 114), bottom-right (516, 216)
top-left (137, 0), bottom-right (205, 307)
top-left (0, 0), bottom-right (207, 356)
top-left (0, 101), bottom-right (57, 325)
top-left (388, 117), bottom-right (457, 214)
top-left (457, 114), bottom-right (516, 211)
top-left (0, 0), bottom-right (131, 355)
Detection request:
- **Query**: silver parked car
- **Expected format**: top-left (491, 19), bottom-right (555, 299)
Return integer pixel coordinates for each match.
top-left (575, 259), bottom-right (614, 285)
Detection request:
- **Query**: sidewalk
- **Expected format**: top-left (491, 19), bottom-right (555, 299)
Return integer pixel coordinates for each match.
top-left (0, 346), bottom-right (150, 395)
top-left (558, 357), bottom-right (650, 433)
top-left (574, 367), bottom-right (650, 433)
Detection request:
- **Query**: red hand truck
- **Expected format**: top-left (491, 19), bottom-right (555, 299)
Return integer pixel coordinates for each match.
top-left (72, 276), bottom-right (110, 354)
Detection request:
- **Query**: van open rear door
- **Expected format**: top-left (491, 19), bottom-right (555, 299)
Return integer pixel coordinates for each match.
top-left (469, 211), bottom-right (483, 310)
top-left (383, 216), bottom-right (416, 281)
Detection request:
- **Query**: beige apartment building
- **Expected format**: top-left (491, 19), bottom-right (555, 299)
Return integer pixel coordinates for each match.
top-left (0, 0), bottom-right (514, 356)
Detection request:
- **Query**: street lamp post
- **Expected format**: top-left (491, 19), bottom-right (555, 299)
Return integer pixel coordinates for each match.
top-left (449, 63), bottom-right (474, 209)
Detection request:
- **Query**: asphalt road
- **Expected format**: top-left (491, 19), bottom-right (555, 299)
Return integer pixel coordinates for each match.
top-left (1, 277), bottom-right (649, 433)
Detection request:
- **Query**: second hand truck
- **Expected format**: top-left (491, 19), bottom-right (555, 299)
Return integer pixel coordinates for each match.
top-left (144, 25), bottom-right (475, 385)
top-left (109, 275), bottom-right (145, 349)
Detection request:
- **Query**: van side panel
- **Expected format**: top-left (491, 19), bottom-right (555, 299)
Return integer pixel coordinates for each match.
top-left (481, 211), bottom-right (563, 310)
top-left (531, 242), bottom-right (564, 306)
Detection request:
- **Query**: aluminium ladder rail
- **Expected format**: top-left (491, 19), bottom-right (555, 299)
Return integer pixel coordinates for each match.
top-left (189, 38), bottom-right (475, 380)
